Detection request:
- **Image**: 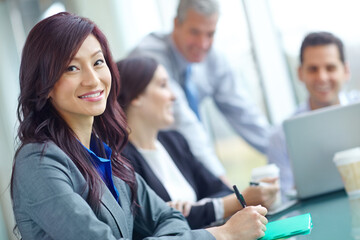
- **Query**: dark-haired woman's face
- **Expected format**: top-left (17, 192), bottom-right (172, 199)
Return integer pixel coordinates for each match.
top-left (135, 65), bottom-right (175, 130)
top-left (48, 34), bottom-right (111, 126)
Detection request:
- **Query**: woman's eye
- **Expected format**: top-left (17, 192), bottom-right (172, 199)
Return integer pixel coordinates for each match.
top-left (160, 80), bottom-right (167, 88)
top-left (66, 66), bottom-right (77, 72)
top-left (94, 59), bottom-right (104, 66)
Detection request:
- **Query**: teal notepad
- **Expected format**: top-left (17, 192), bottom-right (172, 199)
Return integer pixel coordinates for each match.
top-left (259, 213), bottom-right (313, 240)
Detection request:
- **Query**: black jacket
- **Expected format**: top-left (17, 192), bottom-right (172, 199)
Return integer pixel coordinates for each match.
top-left (122, 130), bottom-right (233, 229)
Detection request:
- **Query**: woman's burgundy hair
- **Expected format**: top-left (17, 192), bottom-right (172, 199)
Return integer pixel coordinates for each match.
top-left (116, 57), bottom-right (158, 110)
top-left (12, 12), bottom-right (137, 209)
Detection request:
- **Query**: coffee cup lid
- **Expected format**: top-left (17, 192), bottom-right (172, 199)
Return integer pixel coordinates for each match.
top-left (333, 147), bottom-right (360, 166)
top-left (251, 163), bottom-right (279, 180)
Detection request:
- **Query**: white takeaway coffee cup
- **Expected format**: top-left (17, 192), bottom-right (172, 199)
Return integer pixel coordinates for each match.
top-left (333, 147), bottom-right (360, 198)
top-left (251, 163), bottom-right (281, 211)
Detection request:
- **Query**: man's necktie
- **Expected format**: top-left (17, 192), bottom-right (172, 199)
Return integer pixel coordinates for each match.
top-left (183, 65), bottom-right (200, 120)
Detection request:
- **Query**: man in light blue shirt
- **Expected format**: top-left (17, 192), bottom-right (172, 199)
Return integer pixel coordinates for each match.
top-left (129, 0), bottom-right (270, 180)
top-left (267, 32), bottom-right (360, 195)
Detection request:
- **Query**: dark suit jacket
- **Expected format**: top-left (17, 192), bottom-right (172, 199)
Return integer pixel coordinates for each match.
top-left (122, 130), bottom-right (233, 229)
top-left (12, 142), bottom-right (214, 240)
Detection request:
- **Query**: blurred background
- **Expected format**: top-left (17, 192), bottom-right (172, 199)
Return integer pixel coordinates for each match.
top-left (1, 0), bottom-right (360, 239)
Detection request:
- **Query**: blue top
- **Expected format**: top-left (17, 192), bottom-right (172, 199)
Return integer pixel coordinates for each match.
top-left (83, 137), bottom-right (119, 202)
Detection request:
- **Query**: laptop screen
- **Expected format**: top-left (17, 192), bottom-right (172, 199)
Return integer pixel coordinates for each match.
top-left (283, 102), bottom-right (360, 199)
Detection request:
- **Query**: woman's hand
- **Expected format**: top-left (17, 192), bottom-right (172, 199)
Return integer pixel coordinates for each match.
top-left (167, 201), bottom-right (192, 217)
top-left (206, 205), bottom-right (268, 240)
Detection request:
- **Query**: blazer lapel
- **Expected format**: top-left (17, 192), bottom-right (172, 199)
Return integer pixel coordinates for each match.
top-left (126, 143), bottom-right (172, 201)
top-left (100, 183), bottom-right (130, 238)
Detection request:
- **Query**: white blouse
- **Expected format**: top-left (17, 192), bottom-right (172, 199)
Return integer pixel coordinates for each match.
top-left (138, 140), bottom-right (197, 203)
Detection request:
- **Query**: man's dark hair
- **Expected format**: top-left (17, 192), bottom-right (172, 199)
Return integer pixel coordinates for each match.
top-left (300, 31), bottom-right (345, 64)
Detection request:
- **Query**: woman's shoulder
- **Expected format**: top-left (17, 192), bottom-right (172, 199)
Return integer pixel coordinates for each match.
top-left (121, 142), bottom-right (144, 172)
top-left (122, 141), bottom-right (140, 158)
top-left (18, 141), bottom-right (59, 153)
top-left (158, 130), bottom-right (186, 143)
top-left (158, 130), bottom-right (191, 153)
top-left (15, 141), bottom-right (72, 172)
top-left (17, 141), bottom-right (65, 159)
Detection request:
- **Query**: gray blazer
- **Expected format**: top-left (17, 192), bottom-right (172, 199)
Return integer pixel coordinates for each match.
top-left (12, 142), bottom-right (214, 240)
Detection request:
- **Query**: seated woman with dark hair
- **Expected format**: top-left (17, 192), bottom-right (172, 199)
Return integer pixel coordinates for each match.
top-left (117, 57), bottom-right (279, 229)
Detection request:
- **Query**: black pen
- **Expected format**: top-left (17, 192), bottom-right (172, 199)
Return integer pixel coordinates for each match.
top-left (233, 185), bottom-right (247, 208)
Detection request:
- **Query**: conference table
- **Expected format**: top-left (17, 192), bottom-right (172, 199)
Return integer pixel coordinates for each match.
top-left (267, 190), bottom-right (360, 239)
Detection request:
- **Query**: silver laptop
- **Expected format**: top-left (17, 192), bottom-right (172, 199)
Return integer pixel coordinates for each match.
top-left (283, 102), bottom-right (360, 199)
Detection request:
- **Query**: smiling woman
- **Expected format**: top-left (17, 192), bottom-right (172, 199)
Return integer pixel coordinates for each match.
top-left (11, 12), bottom-right (138, 239)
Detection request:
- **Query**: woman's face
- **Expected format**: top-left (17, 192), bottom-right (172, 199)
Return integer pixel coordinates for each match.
top-left (49, 34), bottom-right (111, 125)
top-left (136, 65), bottom-right (175, 129)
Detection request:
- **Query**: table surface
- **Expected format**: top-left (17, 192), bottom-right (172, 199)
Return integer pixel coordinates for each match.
top-left (267, 190), bottom-right (360, 239)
